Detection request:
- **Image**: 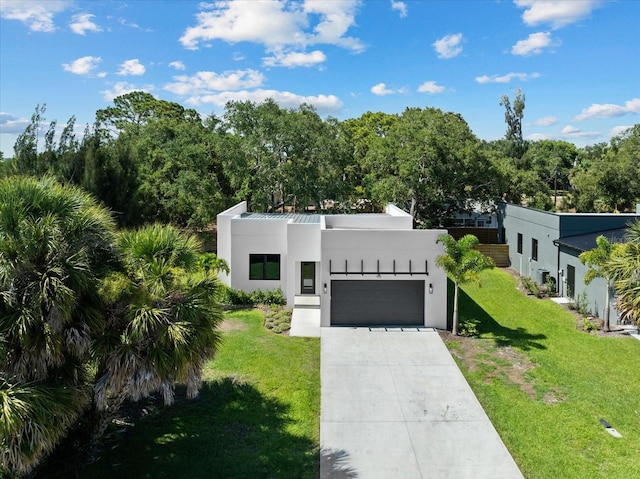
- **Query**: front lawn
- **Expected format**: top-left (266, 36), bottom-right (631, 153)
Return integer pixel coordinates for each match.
top-left (446, 268), bottom-right (640, 479)
top-left (78, 309), bottom-right (320, 479)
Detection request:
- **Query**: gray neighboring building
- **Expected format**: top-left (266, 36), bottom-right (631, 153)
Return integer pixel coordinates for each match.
top-left (500, 203), bottom-right (639, 324)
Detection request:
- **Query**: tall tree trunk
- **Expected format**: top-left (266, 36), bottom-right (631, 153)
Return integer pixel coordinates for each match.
top-left (604, 280), bottom-right (611, 332)
top-left (452, 282), bottom-right (460, 335)
top-left (410, 196), bottom-right (417, 225)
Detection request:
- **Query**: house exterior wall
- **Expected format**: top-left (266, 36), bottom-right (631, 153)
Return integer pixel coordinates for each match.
top-left (319, 229), bottom-right (447, 329)
top-left (323, 212), bottom-right (412, 230)
top-left (502, 203), bottom-right (639, 324)
top-left (286, 223), bottom-right (321, 305)
top-left (502, 204), bottom-right (560, 278)
top-left (227, 218), bottom-right (289, 295)
top-left (216, 201), bottom-right (248, 287)
top-left (557, 246), bottom-right (613, 320)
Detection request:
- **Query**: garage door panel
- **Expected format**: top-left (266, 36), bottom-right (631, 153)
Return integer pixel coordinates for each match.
top-left (331, 280), bottom-right (424, 326)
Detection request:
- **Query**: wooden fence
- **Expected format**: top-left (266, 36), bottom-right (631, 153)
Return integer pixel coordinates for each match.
top-left (473, 244), bottom-right (510, 267)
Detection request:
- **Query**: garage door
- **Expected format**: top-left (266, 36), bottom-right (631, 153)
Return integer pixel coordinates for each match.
top-left (330, 280), bottom-right (425, 326)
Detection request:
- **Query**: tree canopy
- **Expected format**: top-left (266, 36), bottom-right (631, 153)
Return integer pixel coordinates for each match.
top-left (0, 177), bottom-right (223, 477)
top-left (3, 93), bottom-right (639, 228)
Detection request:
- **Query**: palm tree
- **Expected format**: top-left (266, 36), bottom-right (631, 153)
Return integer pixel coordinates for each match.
top-left (579, 235), bottom-right (615, 331)
top-left (93, 224), bottom-right (223, 424)
top-left (0, 381), bottom-right (89, 477)
top-left (608, 221), bottom-right (640, 330)
top-left (436, 234), bottom-right (495, 336)
top-left (0, 176), bottom-right (116, 476)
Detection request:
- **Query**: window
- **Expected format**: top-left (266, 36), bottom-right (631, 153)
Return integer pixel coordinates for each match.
top-left (517, 233), bottom-right (523, 254)
top-left (249, 254), bottom-right (280, 280)
top-left (531, 238), bottom-right (538, 261)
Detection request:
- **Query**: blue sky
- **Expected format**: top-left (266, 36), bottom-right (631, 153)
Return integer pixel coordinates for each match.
top-left (1, 0), bottom-right (639, 158)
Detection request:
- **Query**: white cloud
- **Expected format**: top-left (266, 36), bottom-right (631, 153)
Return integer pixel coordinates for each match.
top-left (164, 69), bottom-right (265, 96)
top-left (169, 61), bottom-right (186, 71)
top-left (117, 59), bottom-right (146, 76)
top-left (0, 112), bottom-right (30, 134)
top-left (417, 81), bottom-right (446, 94)
top-left (575, 98), bottom-right (640, 121)
top-left (191, 89), bottom-right (343, 115)
top-left (391, 0), bottom-right (408, 18)
top-left (0, 0), bottom-right (70, 32)
top-left (371, 83), bottom-right (403, 96)
top-left (263, 49), bottom-right (327, 67)
top-left (560, 124), bottom-right (600, 138)
top-left (561, 125), bottom-right (580, 134)
top-left (526, 132), bottom-right (552, 141)
top-left (118, 17), bottom-right (153, 32)
top-left (432, 33), bottom-right (463, 59)
top-left (535, 116), bottom-right (558, 126)
top-left (514, 0), bottom-right (601, 29)
top-left (62, 56), bottom-right (102, 75)
top-left (526, 126), bottom-right (600, 142)
top-left (69, 13), bottom-right (101, 35)
top-left (101, 82), bottom-right (154, 102)
top-left (180, 0), bottom-right (364, 54)
top-left (610, 125), bottom-right (632, 138)
top-left (511, 32), bottom-right (555, 56)
top-left (475, 72), bottom-right (540, 84)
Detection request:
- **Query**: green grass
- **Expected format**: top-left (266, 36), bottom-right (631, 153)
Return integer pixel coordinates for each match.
top-left (449, 269), bottom-right (640, 479)
top-left (78, 309), bottom-right (320, 479)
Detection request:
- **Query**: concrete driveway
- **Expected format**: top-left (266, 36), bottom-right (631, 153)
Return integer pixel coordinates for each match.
top-left (320, 327), bottom-right (523, 479)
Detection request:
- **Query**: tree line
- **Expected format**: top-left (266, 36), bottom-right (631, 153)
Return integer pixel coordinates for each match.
top-left (2, 91), bottom-right (639, 229)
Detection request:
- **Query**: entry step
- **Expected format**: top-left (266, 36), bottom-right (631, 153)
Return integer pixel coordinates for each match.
top-left (294, 295), bottom-right (321, 308)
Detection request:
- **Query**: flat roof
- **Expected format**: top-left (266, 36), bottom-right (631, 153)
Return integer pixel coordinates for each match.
top-left (554, 228), bottom-right (629, 253)
top-left (240, 212), bottom-right (322, 224)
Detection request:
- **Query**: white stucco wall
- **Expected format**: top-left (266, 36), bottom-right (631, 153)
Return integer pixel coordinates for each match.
top-left (216, 201), bottom-right (247, 286)
top-left (286, 222), bottom-right (322, 305)
top-left (226, 218), bottom-right (288, 294)
top-left (324, 213), bottom-right (412, 230)
top-left (319, 229), bottom-right (447, 329)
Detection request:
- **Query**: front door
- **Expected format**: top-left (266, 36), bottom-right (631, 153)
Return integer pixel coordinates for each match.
top-left (566, 264), bottom-right (575, 298)
top-left (301, 262), bottom-right (315, 294)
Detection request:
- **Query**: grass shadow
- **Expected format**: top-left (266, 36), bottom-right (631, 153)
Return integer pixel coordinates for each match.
top-left (74, 377), bottom-right (318, 479)
top-left (458, 288), bottom-right (548, 351)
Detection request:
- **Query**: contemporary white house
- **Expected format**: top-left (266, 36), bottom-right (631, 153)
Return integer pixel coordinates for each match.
top-left (217, 202), bottom-right (448, 329)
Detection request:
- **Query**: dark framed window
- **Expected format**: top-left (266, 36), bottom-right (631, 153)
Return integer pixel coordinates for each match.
top-left (517, 233), bottom-right (523, 254)
top-left (531, 238), bottom-right (538, 261)
top-left (249, 254), bottom-right (280, 280)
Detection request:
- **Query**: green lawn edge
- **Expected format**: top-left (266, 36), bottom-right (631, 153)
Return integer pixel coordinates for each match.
top-left (448, 268), bottom-right (640, 479)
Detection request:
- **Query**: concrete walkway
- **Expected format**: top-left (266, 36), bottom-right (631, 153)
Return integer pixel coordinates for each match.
top-left (290, 295), bottom-right (321, 337)
top-left (320, 327), bottom-right (523, 479)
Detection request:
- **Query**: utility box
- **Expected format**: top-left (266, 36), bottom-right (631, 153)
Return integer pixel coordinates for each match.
top-left (536, 268), bottom-right (550, 285)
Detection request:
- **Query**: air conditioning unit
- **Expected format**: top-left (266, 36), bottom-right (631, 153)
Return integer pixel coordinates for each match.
top-left (536, 268), bottom-right (550, 285)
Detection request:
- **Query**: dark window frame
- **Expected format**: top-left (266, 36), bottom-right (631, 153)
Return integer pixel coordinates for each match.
top-left (531, 238), bottom-right (538, 261)
top-left (517, 233), bottom-right (523, 254)
top-left (249, 254), bottom-right (281, 280)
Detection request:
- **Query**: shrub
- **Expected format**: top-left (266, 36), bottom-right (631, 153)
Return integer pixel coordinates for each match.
top-left (251, 287), bottom-right (286, 306)
top-left (220, 286), bottom-right (286, 307)
top-left (263, 305), bottom-right (292, 334)
top-left (569, 291), bottom-right (589, 317)
top-left (521, 275), bottom-right (542, 298)
top-left (458, 317), bottom-right (480, 337)
top-left (582, 317), bottom-right (599, 333)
